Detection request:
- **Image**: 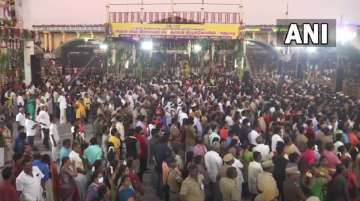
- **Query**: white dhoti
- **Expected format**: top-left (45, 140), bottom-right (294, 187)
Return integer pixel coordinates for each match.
top-left (45, 179), bottom-right (54, 201)
top-left (60, 108), bottom-right (67, 124)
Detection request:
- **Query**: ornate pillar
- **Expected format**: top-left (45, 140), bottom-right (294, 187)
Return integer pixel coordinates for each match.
top-left (267, 32), bottom-right (272, 44)
top-left (76, 32), bottom-right (80, 39)
top-left (48, 32), bottom-right (53, 51)
top-left (62, 32), bottom-right (66, 43)
top-left (252, 31), bottom-right (256, 40)
top-left (43, 32), bottom-right (48, 51)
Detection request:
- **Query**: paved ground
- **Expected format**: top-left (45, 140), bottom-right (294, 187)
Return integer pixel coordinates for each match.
top-left (142, 169), bottom-right (159, 201)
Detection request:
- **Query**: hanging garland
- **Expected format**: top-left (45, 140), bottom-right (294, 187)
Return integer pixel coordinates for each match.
top-left (1, 0), bottom-right (17, 27)
top-left (0, 27), bottom-right (35, 40)
top-left (0, 51), bottom-right (9, 74)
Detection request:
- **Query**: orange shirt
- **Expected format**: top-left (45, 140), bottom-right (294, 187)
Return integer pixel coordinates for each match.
top-left (348, 132), bottom-right (359, 147)
top-left (219, 127), bottom-right (228, 140)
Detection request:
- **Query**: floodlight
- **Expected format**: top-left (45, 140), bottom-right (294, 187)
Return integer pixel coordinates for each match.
top-left (100, 44), bottom-right (108, 50)
top-left (141, 40), bottom-right (153, 51)
top-left (306, 47), bottom-right (317, 54)
top-left (338, 27), bottom-right (357, 44)
top-left (193, 44), bottom-right (202, 53)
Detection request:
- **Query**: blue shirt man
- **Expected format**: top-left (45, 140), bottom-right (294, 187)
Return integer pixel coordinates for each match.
top-left (59, 139), bottom-right (72, 161)
top-left (84, 137), bottom-right (103, 165)
top-left (32, 159), bottom-right (50, 182)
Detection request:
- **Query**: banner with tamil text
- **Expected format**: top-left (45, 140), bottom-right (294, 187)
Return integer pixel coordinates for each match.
top-left (111, 23), bottom-right (241, 39)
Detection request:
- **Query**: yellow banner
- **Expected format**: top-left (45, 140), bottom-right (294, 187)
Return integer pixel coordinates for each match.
top-left (111, 23), bottom-right (240, 39)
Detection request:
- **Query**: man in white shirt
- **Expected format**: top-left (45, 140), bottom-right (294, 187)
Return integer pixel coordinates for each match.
top-left (253, 136), bottom-right (270, 161)
top-left (36, 106), bottom-right (51, 149)
top-left (69, 143), bottom-right (84, 171)
top-left (16, 108), bottom-right (26, 127)
top-left (116, 118), bottom-right (125, 141)
top-left (17, 94), bottom-right (25, 108)
top-left (135, 115), bottom-right (147, 135)
top-left (57, 93), bottom-right (67, 124)
top-left (271, 133), bottom-right (284, 153)
top-left (271, 127), bottom-right (284, 152)
top-left (204, 144), bottom-right (223, 183)
top-left (248, 151), bottom-right (263, 195)
top-left (69, 143), bottom-right (87, 200)
top-left (25, 116), bottom-right (37, 146)
top-left (248, 129), bottom-right (260, 146)
top-left (225, 115), bottom-right (234, 127)
top-left (193, 112), bottom-right (203, 136)
top-left (49, 118), bottom-right (60, 161)
top-left (16, 159), bottom-right (44, 201)
top-left (209, 127), bottom-right (220, 147)
top-left (178, 107), bottom-right (188, 126)
top-left (228, 147), bottom-right (244, 195)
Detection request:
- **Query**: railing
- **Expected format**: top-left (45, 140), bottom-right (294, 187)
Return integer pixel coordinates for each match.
top-left (32, 24), bottom-right (105, 32)
top-left (107, 1), bottom-right (244, 24)
top-left (108, 11), bottom-right (242, 24)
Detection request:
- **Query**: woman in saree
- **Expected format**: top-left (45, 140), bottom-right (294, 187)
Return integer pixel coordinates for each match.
top-left (59, 156), bottom-right (79, 201)
top-left (51, 159), bottom-right (61, 201)
top-left (26, 94), bottom-right (36, 120)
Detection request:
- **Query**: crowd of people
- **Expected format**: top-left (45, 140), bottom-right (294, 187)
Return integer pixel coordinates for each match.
top-left (0, 70), bottom-right (359, 201)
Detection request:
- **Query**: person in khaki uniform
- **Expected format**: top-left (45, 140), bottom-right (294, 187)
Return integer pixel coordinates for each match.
top-left (257, 112), bottom-right (267, 134)
top-left (167, 159), bottom-right (183, 201)
top-left (179, 164), bottom-right (205, 201)
top-left (218, 153), bottom-right (234, 179)
top-left (255, 160), bottom-right (279, 201)
top-left (184, 119), bottom-right (197, 152)
top-left (219, 167), bottom-right (241, 201)
top-left (0, 122), bottom-right (13, 163)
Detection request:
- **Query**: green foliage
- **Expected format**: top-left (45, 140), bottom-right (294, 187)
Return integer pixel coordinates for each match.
top-left (0, 51), bottom-right (10, 75)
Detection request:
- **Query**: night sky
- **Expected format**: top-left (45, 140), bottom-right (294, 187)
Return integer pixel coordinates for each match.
top-left (22, 0), bottom-right (360, 28)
